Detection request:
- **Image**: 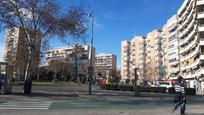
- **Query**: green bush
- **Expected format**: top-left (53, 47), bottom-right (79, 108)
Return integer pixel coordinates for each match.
top-left (100, 84), bottom-right (167, 93)
top-left (165, 87), bottom-right (196, 95)
top-left (99, 84), bottom-right (196, 95)
top-left (185, 88), bottom-right (196, 95)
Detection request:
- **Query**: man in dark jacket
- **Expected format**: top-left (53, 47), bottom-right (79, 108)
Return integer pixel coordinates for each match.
top-left (173, 76), bottom-right (186, 115)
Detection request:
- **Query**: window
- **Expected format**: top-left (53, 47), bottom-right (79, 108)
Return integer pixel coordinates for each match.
top-left (169, 58), bottom-right (177, 63)
top-left (168, 44), bottom-right (175, 49)
top-left (168, 35), bottom-right (176, 42)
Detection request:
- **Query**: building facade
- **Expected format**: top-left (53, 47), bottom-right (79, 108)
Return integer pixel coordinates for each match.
top-left (121, 41), bottom-right (131, 81)
top-left (146, 30), bottom-right (163, 81)
top-left (46, 45), bottom-right (96, 80)
top-left (95, 53), bottom-right (117, 82)
top-left (176, 0), bottom-right (204, 92)
top-left (166, 15), bottom-right (180, 79)
top-left (3, 27), bottom-right (41, 80)
top-left (121, 36), bottom-right (146, 83)
top-left (161, 24), bottom-right (169, 80)
top-left (129, 36), bottom-right (146, 81)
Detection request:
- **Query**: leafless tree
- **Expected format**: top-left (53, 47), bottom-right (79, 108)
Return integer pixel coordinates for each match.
top-left (49, 59), bottom-right (69, 82)
top-left (0, 0), bottom-right (87, 94)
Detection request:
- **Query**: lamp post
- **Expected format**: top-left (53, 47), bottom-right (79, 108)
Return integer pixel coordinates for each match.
top-left (88, 12), bottom-right (94, 95)
top-left (134, 68), bottom-right (140, 96)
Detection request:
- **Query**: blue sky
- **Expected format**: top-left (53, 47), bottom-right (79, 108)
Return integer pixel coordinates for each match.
top-left (0, 0), bottom-right (184, 67)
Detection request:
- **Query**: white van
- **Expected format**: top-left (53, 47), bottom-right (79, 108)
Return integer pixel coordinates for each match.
top-left (159, 81), bottom-right (175, 88)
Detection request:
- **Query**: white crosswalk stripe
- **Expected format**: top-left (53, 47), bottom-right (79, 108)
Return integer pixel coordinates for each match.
top-left (0, 101), bottom-right (52, 110)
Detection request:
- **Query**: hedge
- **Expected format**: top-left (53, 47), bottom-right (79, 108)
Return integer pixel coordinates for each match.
top-left (100, 84), bottom-right (196, 95)
top-left (168, 87), bottom-right (196, 95)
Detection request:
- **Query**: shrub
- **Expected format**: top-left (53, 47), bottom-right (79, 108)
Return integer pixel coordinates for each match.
top-left (100, 84), bottom-right (167, 93)
top-left (167, 87), bottom-right (196, 95)
top-left (99, 84), bottom-right (196, 95)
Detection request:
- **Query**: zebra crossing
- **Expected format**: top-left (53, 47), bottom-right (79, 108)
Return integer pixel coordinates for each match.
top-left (0, 101), bottom-right (52, 110)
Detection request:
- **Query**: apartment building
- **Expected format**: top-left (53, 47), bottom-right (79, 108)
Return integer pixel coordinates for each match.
top-left (146, 30), bottom-right (163, 81)
top-left (129, 36), bottom-right (146, 80)
top-left (3, 27), bottom-right (41, 80)
top-left (121, 41), bottom-right (131, 81)
top-left (161, 24), bottom-right (169, 79)
top-left (121, 36), bottom-right (146, 83)
top-left (46, 45), bottom-right (96, 79)
top-left (175, 0), bottom-right (204, 92)
top-left (95, 53), bottom-right (117, 82)
top-left (166, 15), bottom-right (180, 80)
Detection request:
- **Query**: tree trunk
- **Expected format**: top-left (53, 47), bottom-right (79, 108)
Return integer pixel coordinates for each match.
top-left (23, 47), bottom-right (33, 95)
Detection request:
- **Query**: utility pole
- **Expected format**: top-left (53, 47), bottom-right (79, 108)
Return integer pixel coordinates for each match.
top-left (88, 12), bottom-right (94, 95)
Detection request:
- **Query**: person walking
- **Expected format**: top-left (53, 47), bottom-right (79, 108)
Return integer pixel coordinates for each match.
top-left (173, 76), bottom-right (186, 115)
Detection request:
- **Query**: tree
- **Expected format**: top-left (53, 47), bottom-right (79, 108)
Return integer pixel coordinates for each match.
top-left (0, 0), bottom-right (87, 94)
top-left (71, 44), bottom-right (82, 83)
top-left (49, 59), bottom-right (69, 82)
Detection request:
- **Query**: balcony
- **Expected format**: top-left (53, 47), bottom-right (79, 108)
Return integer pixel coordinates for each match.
top-left (170, 67), bottom-right (179, 73)
top-left (200, 54), bottom-right (204, 60)
top-left (179, 18), bottom-right (195, 39)
top-left (181, 45), bottom-right (199, 62)
top-left (200, 38), bottom-right (204, 45)
top-left (198, 24), bottom-right (204, 32)
top-left (170, 60), bottom-right (179, 66)
top-left (179, 29), bottom-right (195, 46)
top-left (180, 35), bottom-right (198, 54)
top-left (197, 0), bottom-right (204, 6)
top-left (197, 11), bottom-right (204, 19)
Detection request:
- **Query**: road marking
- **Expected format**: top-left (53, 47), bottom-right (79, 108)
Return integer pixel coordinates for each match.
top-left (0, 101), bottom-right (52, 110)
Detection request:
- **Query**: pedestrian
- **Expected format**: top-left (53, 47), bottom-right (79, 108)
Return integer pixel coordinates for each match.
top-left (173, 76), bottom-right (186, 115)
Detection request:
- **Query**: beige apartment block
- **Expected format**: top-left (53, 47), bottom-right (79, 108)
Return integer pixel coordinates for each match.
top-left (121, 41), bottom-right (131, 81)
top-left (129, 36), bottom-right (146, 80)
top-left (177, 0), bottom-right (204, 92)
top-left (95, 53), bottom-right (117, 82)
top-left (46, 45), bottom-right (96, 79)
top-left (3, 27), bottom-right (41, 80)
top-left (165, 15), bottom-right (180, 80)
top-left (121, 36), bottom-right (146, 83)
top-left (146, 29), bottom-right (163, 81)
top-left (161, 24), bottom-right (169, 79)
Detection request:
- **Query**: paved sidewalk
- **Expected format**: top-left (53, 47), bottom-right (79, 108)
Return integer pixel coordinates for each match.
top-left (0, 105), bottom-right (204, 115)
top-left (0, 86), bottom-right (204, 114)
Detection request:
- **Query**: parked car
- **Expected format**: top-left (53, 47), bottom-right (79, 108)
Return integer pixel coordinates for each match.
top-left (159, 81), bottom-right (175, 88)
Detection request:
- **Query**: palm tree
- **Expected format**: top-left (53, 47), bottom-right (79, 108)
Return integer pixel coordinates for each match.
top-left (71, 44), bottom-right (83, 83)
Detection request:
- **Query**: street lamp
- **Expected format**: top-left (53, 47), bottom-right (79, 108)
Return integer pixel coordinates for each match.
top-left (88, 12), bottom-right (94, 95)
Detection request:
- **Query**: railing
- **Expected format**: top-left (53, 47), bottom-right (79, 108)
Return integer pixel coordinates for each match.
top-left (198, 11), bottom-right (204, 14)
top-left (199, 24), bottom-right (204, 27)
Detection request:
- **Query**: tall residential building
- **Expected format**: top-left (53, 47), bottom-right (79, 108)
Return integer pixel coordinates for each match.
top-left (46, 45), bottom-right (96, 79)
top-left (161, 24), bottom-right (169, 79)
top-left (166, 15), bottom-right (180, 79)
top-left (129, 36), bottom-right (146, 80)
top-left (3, 27), bottom-right (41, 80)
top-left (177, 0), bottom-right (204, 90)
top-left (121, 41), bottom-right (131, 81)
top-left (121, 36), bottom-right (146, 83)
top-left (95, 53), bottom-right (117, 82)
top-left (146, 30), bottom-right (163, 81)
